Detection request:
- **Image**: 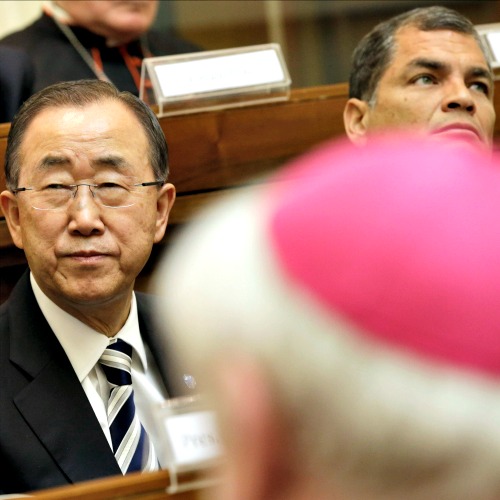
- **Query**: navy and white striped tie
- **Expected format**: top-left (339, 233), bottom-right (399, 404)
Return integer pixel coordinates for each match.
top-left (99, 339), bottom-right (158, 474)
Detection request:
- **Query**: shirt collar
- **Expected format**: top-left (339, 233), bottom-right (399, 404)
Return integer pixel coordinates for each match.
top-left (30, 273), bottom-right (148, 382)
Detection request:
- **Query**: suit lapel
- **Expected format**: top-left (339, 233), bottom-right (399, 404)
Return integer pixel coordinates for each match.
top-left (8, 273), bottom-right (122, 483)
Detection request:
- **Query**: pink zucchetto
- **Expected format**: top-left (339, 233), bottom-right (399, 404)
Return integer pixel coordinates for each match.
top-left (159, 133), bottom-right (500, 386)
top-left (267, 134), bottom-right (500, 376)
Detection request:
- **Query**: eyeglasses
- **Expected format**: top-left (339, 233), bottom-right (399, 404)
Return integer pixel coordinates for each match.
top-left (12, 178), bottom-right (165, 211)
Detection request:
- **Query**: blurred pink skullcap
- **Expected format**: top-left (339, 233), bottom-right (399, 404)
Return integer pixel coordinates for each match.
top-left (267, 134), bottom-right (500, 376)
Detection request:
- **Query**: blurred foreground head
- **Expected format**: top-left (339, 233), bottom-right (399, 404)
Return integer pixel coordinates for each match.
top-left (156, 134), bottom-right (500, 500)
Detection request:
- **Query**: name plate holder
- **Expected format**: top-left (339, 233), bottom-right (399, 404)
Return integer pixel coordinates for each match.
top-left (476, 23), bottom-right (500, 77)
top-left (154, 396), bottom-right (223, 494)
top-left (140, 43), bottom-right (291, 117)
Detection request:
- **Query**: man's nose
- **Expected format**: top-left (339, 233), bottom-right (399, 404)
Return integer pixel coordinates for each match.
top-left (67, 185), bottom-right (105, 236)
top-left (442, 81), bottom-right (475, 114)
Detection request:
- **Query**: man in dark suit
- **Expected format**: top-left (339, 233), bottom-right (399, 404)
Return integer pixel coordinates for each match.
top-left (0, 79), bottom-right (179, 494)
top-left (0, 46), bottom-right (33, 123)
top-left (0, 1), bottom-right (199, 109)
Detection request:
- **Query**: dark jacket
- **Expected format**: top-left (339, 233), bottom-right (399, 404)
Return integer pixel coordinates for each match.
top-left (0, 271), bottom-right (185, 494)
top-left (0, 46), bottom-right (33, 123)
top-left (0, 13), bottom-right (199, 98)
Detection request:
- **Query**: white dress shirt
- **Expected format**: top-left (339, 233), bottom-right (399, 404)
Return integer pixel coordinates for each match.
top-left (30, 273), bottom-right (169, 466)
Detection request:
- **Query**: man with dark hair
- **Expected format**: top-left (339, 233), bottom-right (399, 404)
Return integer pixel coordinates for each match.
top-left (343, 5), bottom-right (495, 150)
top-left (0, 79), bottom-right (180, 494)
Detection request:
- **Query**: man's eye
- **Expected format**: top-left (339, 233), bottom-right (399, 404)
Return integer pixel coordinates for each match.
top-left (97, 182), bottom-right (129, 196)
top-left (98, 182), bottom-right (128, 191)
top-left (470, 81), bottom-right (490, 95)
top-left (43, 184), bottom-right (70, 191)
top-left (413, 75), bottom-right (435, 85)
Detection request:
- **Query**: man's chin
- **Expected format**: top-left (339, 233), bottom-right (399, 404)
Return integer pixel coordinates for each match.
top-left (48, 276), bottom-right (130, 309)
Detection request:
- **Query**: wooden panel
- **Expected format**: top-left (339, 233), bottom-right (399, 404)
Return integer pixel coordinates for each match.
top-left (161, 85), bottom-right (349, 193)
top-left (31, 469), bottom-right (215, 499)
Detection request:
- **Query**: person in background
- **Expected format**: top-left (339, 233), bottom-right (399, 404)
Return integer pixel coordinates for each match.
top-left (0, 1), bottom-right (199, 101)
top-left (156, 133), bottom-right (500, 500)
top-left (343, 5), bottom-right (495, 151)
top-left (0, 79), bottom-right (188, 494)
top-left (0, 46), bottom-right (33, 123)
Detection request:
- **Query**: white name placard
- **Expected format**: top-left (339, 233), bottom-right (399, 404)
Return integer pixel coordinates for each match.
top-left (475, 23), bottom-right (500, 69)
top-left (140, 43), bottom-right (291, 116)
top-left (156, 48), bottom-right (285, 98)
top-left (164, 410), bottom-right (222, 466)
top-left (486, 32), bottom-right (500, 65)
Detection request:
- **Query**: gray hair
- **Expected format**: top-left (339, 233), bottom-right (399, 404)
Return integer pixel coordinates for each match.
top-left (349, 6), bottom-right (490, 103)
top-left (5, 79), bottom-right (168, 191)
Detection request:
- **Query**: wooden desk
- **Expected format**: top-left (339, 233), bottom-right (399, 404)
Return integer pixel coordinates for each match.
top-left (31, 469), bottom-right (214, 499)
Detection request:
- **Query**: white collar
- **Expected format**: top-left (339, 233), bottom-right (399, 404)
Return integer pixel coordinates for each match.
top-left (30, 273), bottom-right (148, 382)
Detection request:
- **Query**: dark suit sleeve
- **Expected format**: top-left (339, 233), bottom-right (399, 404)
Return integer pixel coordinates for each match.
top-left (0, 46), bottom-right (34, 123)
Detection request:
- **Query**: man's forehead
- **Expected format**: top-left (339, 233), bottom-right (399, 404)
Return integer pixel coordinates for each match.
top-left (393, 25), bottom-right (487, 61)
top-left (22, 100), bottom-right (144, 143)
top-left (383, 25), bottom-right (491, 80)
top-left (18, 100), bottom-right (149, 168)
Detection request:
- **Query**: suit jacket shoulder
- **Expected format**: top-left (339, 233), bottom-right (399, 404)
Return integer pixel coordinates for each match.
top-left (0, 14), bottom-right (96, 94)
top-left (0, 46), bottom-right (33, 122)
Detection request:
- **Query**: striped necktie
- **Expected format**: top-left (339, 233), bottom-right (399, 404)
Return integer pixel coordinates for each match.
top-left (99, 339), bottom-right (158, 474)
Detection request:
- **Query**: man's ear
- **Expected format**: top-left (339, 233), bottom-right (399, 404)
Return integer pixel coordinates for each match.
top-left (343, 98), bottom-right (371, 145)
top-left (154, 182), bottom-right (176, 243)
top-left (214, 358), bottom-right (292, 500)
top-left (0, 190), bottom-right (24, 249)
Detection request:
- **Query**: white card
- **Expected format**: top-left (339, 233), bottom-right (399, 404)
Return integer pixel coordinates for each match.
top-left (164, 410), bottom-right (222, 466)
top-left (156, 48), bottom-right (285, 98)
